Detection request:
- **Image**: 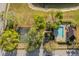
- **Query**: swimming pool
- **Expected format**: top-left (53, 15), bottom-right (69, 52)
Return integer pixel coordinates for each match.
top-left (57, 25), bottom-right (64, 37)
top-left (54, 25), bottom-right (66, 42)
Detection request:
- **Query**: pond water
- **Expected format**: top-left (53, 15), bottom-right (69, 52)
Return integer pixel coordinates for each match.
top-left (32, 3), bottom-right (79, 9)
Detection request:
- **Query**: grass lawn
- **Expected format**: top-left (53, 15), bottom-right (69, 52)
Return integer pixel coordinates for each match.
top-left (9, 4), bottom-right (79, 26)
top-left (9, 3), bottom-right (48, 27)
top-left (64, 10), bottom-right (79, 24)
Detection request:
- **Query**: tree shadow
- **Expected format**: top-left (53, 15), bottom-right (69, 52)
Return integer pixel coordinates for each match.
top-left (66, 49), bottom-right (79, 56)
top-left (4, 50), bottom-right (17, 56)
top-left (26, 48), bottom-right (40, 56)
top-left (43, 50), bottom-right (53, 56)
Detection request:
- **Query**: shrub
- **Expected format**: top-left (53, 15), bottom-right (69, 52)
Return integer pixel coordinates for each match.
top-left (34, 16), bottom-right (46, 30)
top-left (6, 12), bottom-right (17, 29)
top-left (55, 12), bottom-right (63, 20)
top-left (7, 19), bottom-right (14, 29)
top-left (44, 41), bottom-right (58, 52)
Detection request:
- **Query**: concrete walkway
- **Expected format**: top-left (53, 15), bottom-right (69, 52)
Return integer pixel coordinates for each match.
top-left (0, 17), bottom-right (4, 34)
top-left (0, 3), bottom-right (7, 56)
top-left (28, 4), bottom-right (79, 12)
top-left (0, 3), bottom-right (7, 34)
top-left (0, 3), bottom-right (6, 12)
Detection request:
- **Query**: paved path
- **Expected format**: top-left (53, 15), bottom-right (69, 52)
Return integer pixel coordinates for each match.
top-left (0, 3), bottom-right (7, 12)
top-left (0, 3), bottom-right (7, 56)
top-left (0, 17), bottom-right (4, 34)
top-left (28, 4), bottom-right (79, 12)
top-left (17, 50), bottom-right (26, 56)
top-left (39, 43), bottom-right (44, 56)
top-left (0, 3), bottom-right (6, 34)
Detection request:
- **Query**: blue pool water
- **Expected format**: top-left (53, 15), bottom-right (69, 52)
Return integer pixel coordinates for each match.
top-left (57, 25), bottom-right (64, 37)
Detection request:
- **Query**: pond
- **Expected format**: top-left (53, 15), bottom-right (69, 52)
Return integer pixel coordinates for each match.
top-left (32, 3), bottom-right (79, 9)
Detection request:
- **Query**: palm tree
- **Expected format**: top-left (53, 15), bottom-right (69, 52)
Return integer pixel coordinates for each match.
top-left (0, 29), bottom-right (19, 52)
top-left (27, 27), bottom-right (44, 52)
top-left (26, 16), bottom-right (46, 52)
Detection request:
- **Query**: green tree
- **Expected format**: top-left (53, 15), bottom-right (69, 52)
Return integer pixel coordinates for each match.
top-left (34, 16), bottom-right (46, 30)
top-left (52, 22), bottom-right (60, 29)
top-left (55, 12), bottom-right (63, 20)
top-left (0, 29), bottom-right (19, 52)
top-left (7, 19), bottom-right (14, 29)
top-left (46, 21), bottom-right (60, 29)
top-left (50, 12), bottom-right (63, 29)
top-left (44, 41), bottom-right (58, 52)
top-left (27, 16), bottom-right (46, 52)
top-left (6, 12), bottom-right (17, 29)
top-left (27, 27), bottom-right (44, 51)
top-left (46, 21), bottom-right (53, 31)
